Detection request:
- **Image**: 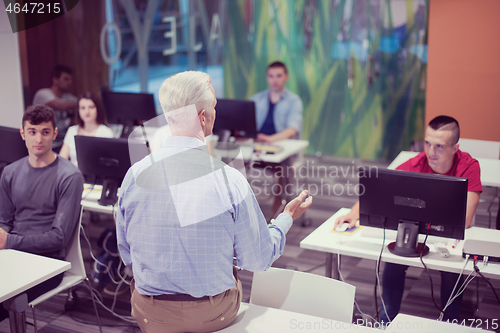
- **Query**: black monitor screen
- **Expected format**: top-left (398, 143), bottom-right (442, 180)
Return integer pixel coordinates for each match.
top-left (102, 91), bottom-right (157, 137)
top-left (213, 99), bottom-right (257, 139)
top-left (0, 125), bottom-right (28, 166)
top-left (75, 136), bottom-right (149, 205)
top-left (359, 167), bottom-right (468, 256)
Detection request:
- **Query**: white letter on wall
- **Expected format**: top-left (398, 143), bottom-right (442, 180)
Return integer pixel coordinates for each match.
top-left (162, 16), bottom-right (177, 56)
top-left (190, 15), bottom-right (202, 52)
top-left (100, 22), bottom-right (122, 65)
top-left (209, 13), bottom-right (222, 48)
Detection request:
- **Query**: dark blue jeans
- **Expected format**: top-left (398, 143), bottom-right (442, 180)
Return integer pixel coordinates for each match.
top-left (380, 262), bottom-right (464, 323)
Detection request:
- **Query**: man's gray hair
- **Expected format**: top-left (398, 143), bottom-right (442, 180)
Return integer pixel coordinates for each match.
top-left (159, 71), bottom-right (213, 114)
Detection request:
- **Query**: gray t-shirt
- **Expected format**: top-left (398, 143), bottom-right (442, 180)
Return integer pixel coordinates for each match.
top-left (0, 156), bottom-right (84, 260)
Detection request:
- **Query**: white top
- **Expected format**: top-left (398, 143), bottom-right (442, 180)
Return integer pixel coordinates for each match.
top-left (0, 249), bottom-right (70, 303)
top-left (63, 124), bottom-right (114, 167)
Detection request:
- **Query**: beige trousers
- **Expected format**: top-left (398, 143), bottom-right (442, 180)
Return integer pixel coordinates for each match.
top-left (131, 267), bottom-right (242, 333)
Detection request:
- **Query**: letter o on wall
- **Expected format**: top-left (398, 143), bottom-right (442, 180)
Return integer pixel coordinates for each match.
top-left (100, 22), bottom-right (122, 65)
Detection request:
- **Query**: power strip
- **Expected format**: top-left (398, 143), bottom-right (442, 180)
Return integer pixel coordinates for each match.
top-left (462, 240), bottom-right (500, 263)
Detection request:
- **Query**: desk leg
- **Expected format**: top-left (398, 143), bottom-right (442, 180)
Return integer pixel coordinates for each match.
top-left (326, 253), bottom-right (340, 280)
top-left (9, 311), bottom-right (26, 333)
top-left (326, 253), bottom-right (332, 278)
top-left (4, 293), bottom-right (27, 333)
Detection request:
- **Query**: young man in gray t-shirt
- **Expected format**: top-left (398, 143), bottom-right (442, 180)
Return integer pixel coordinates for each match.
top-left (0, 105), bottom-right (83, 323)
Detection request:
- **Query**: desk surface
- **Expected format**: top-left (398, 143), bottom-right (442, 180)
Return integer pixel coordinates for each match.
top-left (0, 249), bottom-right (70, 303)
top-left (387, 313), bottom-right (491, 332)
top-left (81, 185), bottom-right (115, 214)
top-left (214, 139), bottom-right (309, 164)
top-left (218, 302), bottom-right (378, 332)
top-left (388, 151), bottom-right (500, 187)
top-left (299, 208), bottom-right (500, 279)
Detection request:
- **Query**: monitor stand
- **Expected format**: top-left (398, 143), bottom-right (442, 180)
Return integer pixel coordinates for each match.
top-left (387, 221), bottom-right (429, 257)
top-left (121, 120), bottom-right (135, 138)
top-left (98, 179), bottom-right (119, 206)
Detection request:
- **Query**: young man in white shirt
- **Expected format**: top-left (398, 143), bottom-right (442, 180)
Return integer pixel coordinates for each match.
top-left (32, 65), bottom-right (78, 148)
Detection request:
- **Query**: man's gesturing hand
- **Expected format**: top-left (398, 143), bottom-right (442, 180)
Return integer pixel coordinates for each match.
top-left (284, 190), bottom-right (312, 220)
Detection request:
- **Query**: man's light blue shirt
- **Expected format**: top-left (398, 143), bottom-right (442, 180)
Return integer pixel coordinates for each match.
top-left (250, 89), bottom-right (303, 137)
top-left (116, 136), bottom-right (292, 297)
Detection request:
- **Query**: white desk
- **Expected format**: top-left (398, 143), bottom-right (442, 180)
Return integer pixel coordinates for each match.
top-left (256, 139), bottom-right (309, 164)
top-left (387, 313), bottom-right (492, 332)
top-left (388, 151), bottom-right (500, 187)
top-left (81, 185), bottom-right (115, 214)
top-left (0, 249), bottom-right (70, 333)
top-left (0, 249), bottom-right (71, 303)
top-left (300, 208), bottom-right (500, 280)
top-left (217, 302), bottom-right (379, 332)
top-left (214, 139), bottom-right (309, 164)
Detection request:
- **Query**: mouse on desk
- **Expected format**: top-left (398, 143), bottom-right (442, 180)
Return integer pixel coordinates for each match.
top-left (335, 222), bottom-right (350, 232)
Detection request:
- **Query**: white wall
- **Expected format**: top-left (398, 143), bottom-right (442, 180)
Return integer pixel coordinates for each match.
top-left (0, 8), bottom-right (24, 128)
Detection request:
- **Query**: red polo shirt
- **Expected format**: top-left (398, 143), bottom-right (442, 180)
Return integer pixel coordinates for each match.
top-left (396, 150), bottom-right (482, 193)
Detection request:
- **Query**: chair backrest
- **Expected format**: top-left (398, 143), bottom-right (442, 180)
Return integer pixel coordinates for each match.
top-left (249, 267), bottom-right (355, 323)
top-left (458, 138), bottom-right (500, 159)
top-left (64, 207), bottom-right (86, 278)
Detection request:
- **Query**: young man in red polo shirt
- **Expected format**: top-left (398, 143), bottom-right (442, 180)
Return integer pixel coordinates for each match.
top-left (334, 115), bottom-right (482, 322)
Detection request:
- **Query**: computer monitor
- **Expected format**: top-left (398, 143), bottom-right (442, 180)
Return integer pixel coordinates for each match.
top-left (213, 99), bottom-right (257, 140)
top-left (359, 167), bottom-right (468, 257)
top-left (101, 91), bottom-right (157, 138)
top-left (75, 136), bottom-right (149, 206)
top-left (0, 126), bottom-right (28, 177)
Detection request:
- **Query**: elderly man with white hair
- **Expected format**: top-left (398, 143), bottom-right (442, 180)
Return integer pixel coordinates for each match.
top-left (116, 71), bottom-right (312, 333)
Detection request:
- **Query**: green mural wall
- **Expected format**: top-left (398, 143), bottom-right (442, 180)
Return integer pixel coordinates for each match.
top-left (223, 0), bottom-right (427, 160)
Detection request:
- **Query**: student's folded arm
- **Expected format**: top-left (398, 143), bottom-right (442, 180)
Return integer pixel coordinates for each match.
top-left (46, 99), bottom-right (77, 112)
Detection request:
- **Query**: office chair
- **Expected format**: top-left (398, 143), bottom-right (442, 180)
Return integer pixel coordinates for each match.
top-left (28, 207), bottom-right (103, 333)
top-left (250, 267), bottom-right (356, 323)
